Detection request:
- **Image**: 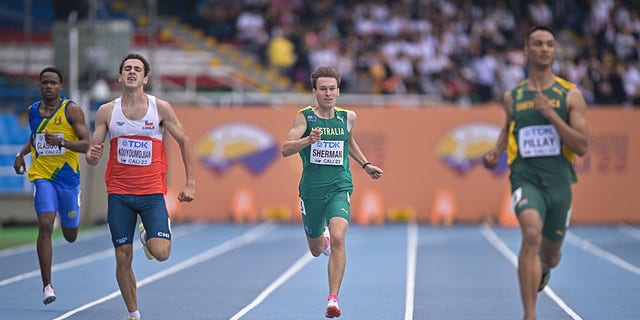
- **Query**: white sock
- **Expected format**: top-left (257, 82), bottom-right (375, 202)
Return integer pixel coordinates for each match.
top-left (129, 310), bottom-right (141, 319)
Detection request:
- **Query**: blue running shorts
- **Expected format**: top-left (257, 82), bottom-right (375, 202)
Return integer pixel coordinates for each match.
top-left (33, 179), bottom-right (81, 228)
top-left (107, 193), bottom-right (171, 247)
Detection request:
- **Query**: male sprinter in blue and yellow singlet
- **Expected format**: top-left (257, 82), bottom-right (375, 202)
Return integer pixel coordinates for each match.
top-left (282, 65), bottom-right (383, 318)
top-left (483, 26), bottom-right (588, 320)
top-left (14, 67), bottom-right (90, 305)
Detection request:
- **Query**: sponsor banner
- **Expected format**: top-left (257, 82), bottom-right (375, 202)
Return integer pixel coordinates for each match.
top-left (167, 105), bottom-right (640, 224)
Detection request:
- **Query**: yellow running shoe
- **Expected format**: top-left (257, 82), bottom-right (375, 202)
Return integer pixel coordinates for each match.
top-left (138, 222), bottom-right (154, 260)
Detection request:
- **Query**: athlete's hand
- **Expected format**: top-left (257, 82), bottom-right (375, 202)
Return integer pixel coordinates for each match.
top-left (482, 151), bottom-right (499, 170)
top-left (86, 143), bottom-right (104, 165)
top-left (308, 127), bottom-right (322, 143)
top-left (13, 154), bottom-right (26, 174)
top-left (44, 129), bottom-right (63, 147)
top-left (365, 164), bottom-right (383, 180)
top-left (533, 91), bottom-right (554, 119)
top-left (177, 185), bottom-right (194, 203)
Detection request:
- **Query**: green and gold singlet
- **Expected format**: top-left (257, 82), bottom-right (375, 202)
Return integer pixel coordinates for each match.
top-left (507, 77), bottom-right (577, 186)
top-left (297, 106), bottom-right (353, 199)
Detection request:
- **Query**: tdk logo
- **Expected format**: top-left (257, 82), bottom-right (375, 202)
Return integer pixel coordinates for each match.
top-left (316, 141), bottom-right (341, 148)
top-left (116, 121), bottom-right (125, 126)
top-left (122, 140), bottom-right (149, 148)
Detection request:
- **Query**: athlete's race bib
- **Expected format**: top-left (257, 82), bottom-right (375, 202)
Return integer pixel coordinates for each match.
top-left (35, 133), bottom-right (65, 156)
top-left (117, 137), bottom-right (152, 166)
top-left (518, 125), bottom-right (561, 158)
top-left (310, 140), bottom-right (344, 165)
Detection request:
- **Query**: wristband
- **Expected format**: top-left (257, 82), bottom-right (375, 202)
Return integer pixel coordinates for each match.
top-left (362, 162), bottom-right (371, 169)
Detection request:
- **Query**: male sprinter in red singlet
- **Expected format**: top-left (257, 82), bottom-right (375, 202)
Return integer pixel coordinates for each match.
top-left (86, 53), bottom-right (195, 320)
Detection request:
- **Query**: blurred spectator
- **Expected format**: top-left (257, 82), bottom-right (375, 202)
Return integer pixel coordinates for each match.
top-left (196, 0), bottom-right (240, 42)
top-left (592, 63), bottom-right (627, 105)
top-left (527, 0), bottom-right (553, 27)
top-left (621, 61), bottom-right (640, 105)
top-left (266, 27), bottom-right (297, 76)
top-left (235, 3), bottom-right (269, 60)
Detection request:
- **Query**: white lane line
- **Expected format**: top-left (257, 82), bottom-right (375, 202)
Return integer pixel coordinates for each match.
top-left (0, 249), bottom-right (113, 286)
top-left (0, 227), bottom-right (110, 257)
top-left (404, 222), bottom-right (418, 320)
top-left (619, 225), bottom-right (640, 241)
top-left (52, 223), bottom-right (276, 320)
top-left (229, 252), bottom-right (314, 320)
top-left (479, 223), bottom-right (583, 320)
top-left (565, 231), bottom-right (640, 276)
top-left (0, 224), bottom-right (207, 286)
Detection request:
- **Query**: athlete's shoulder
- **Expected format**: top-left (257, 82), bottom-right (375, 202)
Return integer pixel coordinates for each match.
top-left (297, 105), bottom-right (313, 114)
top-left (509, 81), bottom-right (527, 101)
top-left (554, 76), bottom-right (576, 90)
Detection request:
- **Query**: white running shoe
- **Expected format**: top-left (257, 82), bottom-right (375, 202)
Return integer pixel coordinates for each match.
top-left (43, 284), bottom-right (56, 305)
top-left (322, 227), bottom-right (331, 256)
top-left (325, 297), bottom-right (341, 318)
top-left (138, 223), bottom-right (154, 260)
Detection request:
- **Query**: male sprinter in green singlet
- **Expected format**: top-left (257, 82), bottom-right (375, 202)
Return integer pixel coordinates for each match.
top-left (483, 26), bottom-right (588, 320)
top-left (282, 65), bottom-right (383, 318)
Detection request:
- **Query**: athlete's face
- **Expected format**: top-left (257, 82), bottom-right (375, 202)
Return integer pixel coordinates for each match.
top-left (39, 72), bottom-right (63, 101)
top-left (119, 59), bottom-right (148, 88)
top-left (525, 30), bottom-right (556, 69)
top-left (313, 77), bottom-right (340, 109)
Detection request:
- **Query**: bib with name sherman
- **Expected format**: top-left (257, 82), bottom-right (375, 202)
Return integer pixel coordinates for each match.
top-left (507, 77), bottom-right (577, 185)
top-left (106, 94), bottom-right (167, 195)
top-left (298, 106), bottom-right (353, 199)
top-left (27, 98), bottom-right (81, 188)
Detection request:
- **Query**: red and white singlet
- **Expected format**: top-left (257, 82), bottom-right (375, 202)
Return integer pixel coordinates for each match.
top-left (106, 94), bottom-right (167, 195)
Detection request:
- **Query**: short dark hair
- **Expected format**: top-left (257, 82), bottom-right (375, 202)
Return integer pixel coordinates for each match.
top-left (525, 25), bottom-right (555, 44)
top-left (310, 66), bottom-right (341, 89)
top-left (40, 67), bottom-right (63, 83)
top-left (119, 53), bottom-right (150, 76)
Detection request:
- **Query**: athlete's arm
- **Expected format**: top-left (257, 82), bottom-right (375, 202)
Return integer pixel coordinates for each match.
top-left (13, 141), bottom-right (31, 174)
top-left (533, 87), bottom-right (588, 156)
top-left (86, 102), bottom-right (112, 166)
top-left (561, 88), bottom-right (589, 156)
top-left (157, 98), bottom-right (195, 202)
top-left (281, 112), bottom-right (319, 157)
top-left (63, 102), bottom-right (90, 153)
top-left (483, 91), bottom-right (513, 170)
top-left (346, 110), bottom-right (383, 179)
top-left (13, 106), bottom-right (32, 174)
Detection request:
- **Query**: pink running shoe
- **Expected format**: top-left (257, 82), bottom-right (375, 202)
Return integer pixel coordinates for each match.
top-left (322, 228), bottom-right (331, 256)
top-left (325, 295), bottom-right (341, 318)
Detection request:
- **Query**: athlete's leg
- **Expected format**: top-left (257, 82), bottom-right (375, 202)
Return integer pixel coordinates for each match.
top-left (58, 186), bottom-right (81, 243)
top-left (327, 216), bottom-right (348, 297)
top-left (539, 238), bottom-right (562, 274)
top-left (138, 194), bottom-right (171, 261)
top-left (36, 211), bottom-right (56, 287)
top-left (108, 194), bottom-right (140, 314)
top-left (33, 180), bottom-right (58, 288)
top-left (301, 197), bottom-right (327, 257)
top-left (115, 244), bottom-right (138, 313)
top-left (518, 208), bottom-right (543, 320)
top-left (307, 234), bottom-right (327, 257)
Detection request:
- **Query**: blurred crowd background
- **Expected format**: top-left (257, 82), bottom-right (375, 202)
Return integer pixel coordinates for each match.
top-left (182, 0), bottom-right (640, 106)
top-left (0, 0), bottom-right (639, 111)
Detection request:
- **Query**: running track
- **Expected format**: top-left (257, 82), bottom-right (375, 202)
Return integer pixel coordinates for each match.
top-left (1, 222), bottom-right (639, 319)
